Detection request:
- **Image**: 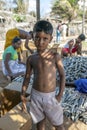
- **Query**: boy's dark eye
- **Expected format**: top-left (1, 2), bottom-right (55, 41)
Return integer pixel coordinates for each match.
top-left (44, 37), bottom-right (48, 40)
top-left (35, 37), bottom-right (48, 42)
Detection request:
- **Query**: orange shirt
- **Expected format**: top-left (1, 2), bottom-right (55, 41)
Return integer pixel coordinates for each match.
top-left (4, 28), bottom-right (21, 52)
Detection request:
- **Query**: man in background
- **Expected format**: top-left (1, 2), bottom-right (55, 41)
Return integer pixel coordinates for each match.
top-left (4, 28), bottom-right (33, 61)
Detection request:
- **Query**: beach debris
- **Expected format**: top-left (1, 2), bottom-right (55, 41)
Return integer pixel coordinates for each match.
top-left (56, 87), bottom-right (87, 124)
top-left (57, 56), bottom-right (87, 82)
top-left (56, 56), bottom-right (87, 124)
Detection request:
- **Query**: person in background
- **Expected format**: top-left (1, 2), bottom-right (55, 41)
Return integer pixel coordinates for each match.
top-left (21, 20), bottom-right (65, 130)
top-left (56, 21), bottom-right (63, 43)
top-left (66, 78), bottom-right (87, 93)
top-left (2, 36), bottom-right (26, 80)
top-left (62, 23), bottom-right (67, 41)
top-left (4, 28), bottom-right (33, 61)
top-left (61, 34), bottom-right (86, 57)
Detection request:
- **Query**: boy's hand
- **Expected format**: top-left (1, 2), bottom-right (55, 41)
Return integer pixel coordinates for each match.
top-left (49, 48), bottom-right (57, 53)
top-left (41, 49), bottom-right (57, 59)
top-left (55, 95), bottom-right (62, 102)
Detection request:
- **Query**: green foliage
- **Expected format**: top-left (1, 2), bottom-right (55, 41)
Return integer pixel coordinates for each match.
top-left (68, 0), bottom-right (79, 6)
top-left (29, 11), bottom-right (36, 17)
top-left (51, 0), bottom-right (82, 22)
top-left (13, 0), bottom-right (28, 14)
top-left (13, 14), bottom-right (26, 22)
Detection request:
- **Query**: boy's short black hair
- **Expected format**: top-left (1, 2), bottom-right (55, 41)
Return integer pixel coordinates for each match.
top-left (12, 36), bottom-right (21, 44)
top-left (78, 34), bottom-right (86, 41)
top-left (33, 20), bottom-right (53, 35)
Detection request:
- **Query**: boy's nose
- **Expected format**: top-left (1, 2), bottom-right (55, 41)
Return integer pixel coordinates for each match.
top-left (39, 39), bottom-right (44, 45)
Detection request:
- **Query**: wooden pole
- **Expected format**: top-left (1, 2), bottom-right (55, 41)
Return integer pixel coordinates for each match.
top-left (36, 0), bottom-right (40, 21)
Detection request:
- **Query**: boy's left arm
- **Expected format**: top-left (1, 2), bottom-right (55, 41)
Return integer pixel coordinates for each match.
top-left (55, 54), bottom-right (65, 102)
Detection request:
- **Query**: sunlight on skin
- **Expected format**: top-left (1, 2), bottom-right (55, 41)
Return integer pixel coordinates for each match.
top-left (40, 50), bottom-right (55, 59)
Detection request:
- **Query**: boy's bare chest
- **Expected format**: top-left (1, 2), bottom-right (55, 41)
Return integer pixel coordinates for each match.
top-left (33, 57), bottom-right (56, 69)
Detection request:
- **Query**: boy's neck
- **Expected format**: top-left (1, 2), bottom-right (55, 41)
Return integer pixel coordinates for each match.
top-left (37, 49), bottom-right (48, 54)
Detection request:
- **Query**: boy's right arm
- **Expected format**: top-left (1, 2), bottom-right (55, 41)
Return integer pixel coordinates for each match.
top-left (21, 56), bottom-right (32, 111)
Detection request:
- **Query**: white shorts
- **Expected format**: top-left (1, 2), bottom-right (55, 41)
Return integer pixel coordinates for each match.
top-left (28, 88), bottom-right (63, 126)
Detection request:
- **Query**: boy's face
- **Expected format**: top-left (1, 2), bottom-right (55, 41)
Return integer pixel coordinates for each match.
top-left (33, 31), bottom-right (52, 52)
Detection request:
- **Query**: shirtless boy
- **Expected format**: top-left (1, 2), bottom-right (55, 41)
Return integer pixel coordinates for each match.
top-left (21, 20), bottom-right (65, 130)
